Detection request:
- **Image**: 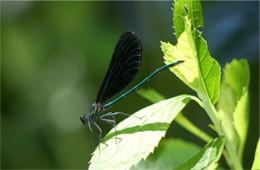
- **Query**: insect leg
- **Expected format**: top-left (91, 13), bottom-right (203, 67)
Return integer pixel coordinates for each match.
top-left (92, 121), bottom-right (102, 144)
top-left (87, 120), bottom-right (93, 133)
top-left (99, 112), bottom-right (112, 119)
top-left (100, 118), bottom-right (115, 124)
top-left (101, 112), bottom-right (142, 119)
top-left (111, 115), bottom-right (119, 144)
top-left (101, 118), bottom-right (119, 144)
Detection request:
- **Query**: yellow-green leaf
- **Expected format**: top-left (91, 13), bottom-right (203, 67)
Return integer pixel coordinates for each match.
top-left (161, 17), bottom-right (221, 105)
top-left (173, 0), bottom-right (203, 38)
top-left (135, 139), bottom-right (201, 169)
top-left (175, 136), bottom-right (225, 170)
top-left (89, 95), bottom-right (191, 170)
top-left (252, 139), bottom-right (260, 170)
top-left (217, 59), bottom-right (250, 158)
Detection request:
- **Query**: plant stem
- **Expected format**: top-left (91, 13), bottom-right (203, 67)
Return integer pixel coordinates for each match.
top-left (175, 113), bottom-right (213, 143)
top-left (203, 98), bottom-right (243, 170)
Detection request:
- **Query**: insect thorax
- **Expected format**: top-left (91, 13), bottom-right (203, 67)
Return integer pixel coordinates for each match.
top-left (91, 103), bottom-right (103, 115)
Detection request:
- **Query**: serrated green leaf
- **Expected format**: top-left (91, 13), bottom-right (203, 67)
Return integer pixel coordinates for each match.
top-left (135, 138), bottom-right (201, 170)
top-left (252, 139), bottom-right (260, 170)
top-left (137, 88), bottom-right (213, 143)
top-left (161, 17), bottom-right (221, 105)
top-left (138, 88), bottom-right (213, 143)
top-left (89, 95), bottom-right (191, 170)
top-left (233, 90), bottom-right (249, 157)
top-left (175, 136), bottom-right (225, 170)
top-left (217, 59), bottom-right (250, 158)
top-left (173, 0), bottom-right (203, 38)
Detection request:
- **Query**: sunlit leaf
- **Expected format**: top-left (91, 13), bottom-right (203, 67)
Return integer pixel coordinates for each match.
top-left (173, 0), bottom-right (203, 38)
top-left (175, 136), bottom-right (225, 170)
top-left (89, 95), bottom-right (191, 170)
top-left (217, 59), bottom-right (250, 158)
top-left (137, 88), bottom-right (212, 143)
top-left (252, 139), bottom-right (260, 170)
top-left (135, 138), bottom-right (201, 169)
top-left (161, 16), bottom-right (221, 104)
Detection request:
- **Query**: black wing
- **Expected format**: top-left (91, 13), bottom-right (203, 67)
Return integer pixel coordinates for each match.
top-left (95, 31), bottom-right (142, 104)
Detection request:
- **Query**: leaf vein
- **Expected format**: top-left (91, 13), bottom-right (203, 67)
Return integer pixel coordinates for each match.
top-left (203, 62), bottom-right (213, 80)
top-left (199, 49), bottom-right (207, 62)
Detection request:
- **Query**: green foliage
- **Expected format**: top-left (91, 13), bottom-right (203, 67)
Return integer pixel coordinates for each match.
top-left (252, 139), bottom-right (260, 170)
top-left (89, 95), bottom-right (191, 170)
top-left (138, 88), bottom-right (213, 143)
top-left (173, 0), bottom-right (203, 38)
top-left (135, 139), bottom-right (201, 169)
top-left (161, 16), bottom-right (221, 105)
top-left (161, 0), bottom-right (250, 169)
top-left (217, 59), bottom-right (250, 159)
top-left (89, 0), bottom-right (253, 169)
top-left (175, 136), bottom-right (225, 170)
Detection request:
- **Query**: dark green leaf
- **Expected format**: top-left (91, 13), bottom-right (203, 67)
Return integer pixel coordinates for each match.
top-left (175, 136), bottom-right (225, 170)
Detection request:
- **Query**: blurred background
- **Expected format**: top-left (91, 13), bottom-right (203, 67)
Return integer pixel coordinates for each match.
top-left (1, 1), bottom-right (259, 169)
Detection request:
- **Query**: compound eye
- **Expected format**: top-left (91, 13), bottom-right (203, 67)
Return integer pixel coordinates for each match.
top-left (80, 115), bottom-right (83, 120)
top-left (80, 115), bottom-right (86, 123)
